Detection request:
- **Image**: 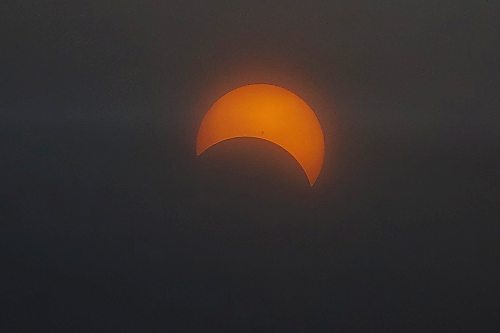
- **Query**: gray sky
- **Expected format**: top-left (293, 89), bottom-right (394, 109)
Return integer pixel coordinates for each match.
top-left (2, 1), bottom-right (499, 331)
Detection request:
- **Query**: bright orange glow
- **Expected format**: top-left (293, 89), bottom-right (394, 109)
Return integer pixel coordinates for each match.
top-left (196, 84), bottom-right (325, 186)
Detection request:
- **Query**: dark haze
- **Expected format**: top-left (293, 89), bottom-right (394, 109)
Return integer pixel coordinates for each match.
top-left (2, 1), bottom-right (499, 331)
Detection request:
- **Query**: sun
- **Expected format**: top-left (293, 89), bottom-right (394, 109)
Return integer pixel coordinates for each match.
top-left (196, 84), bottom-right (325, 186)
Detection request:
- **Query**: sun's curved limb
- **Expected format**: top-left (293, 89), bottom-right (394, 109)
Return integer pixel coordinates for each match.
top-left (196, 84), bottom-right (325, 186)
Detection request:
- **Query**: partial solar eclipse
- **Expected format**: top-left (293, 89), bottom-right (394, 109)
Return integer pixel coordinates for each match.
top-left (196, 84), bottom-right (325, 186)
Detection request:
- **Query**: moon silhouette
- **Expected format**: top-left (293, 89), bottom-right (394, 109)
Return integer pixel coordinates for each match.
top-left (196, 84), bottom-right (325, 186)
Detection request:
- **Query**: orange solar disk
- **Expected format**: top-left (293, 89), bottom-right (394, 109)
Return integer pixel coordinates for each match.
top-left (196, 84), bottom-right (325, 186)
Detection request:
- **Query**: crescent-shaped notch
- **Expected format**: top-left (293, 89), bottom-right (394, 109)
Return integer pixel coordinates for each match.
top-left (196, 84), bottom-right (325, 186)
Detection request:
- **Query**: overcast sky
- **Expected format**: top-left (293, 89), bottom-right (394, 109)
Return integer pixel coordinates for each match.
top-left (2, 1), bottom-right (499, 331)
